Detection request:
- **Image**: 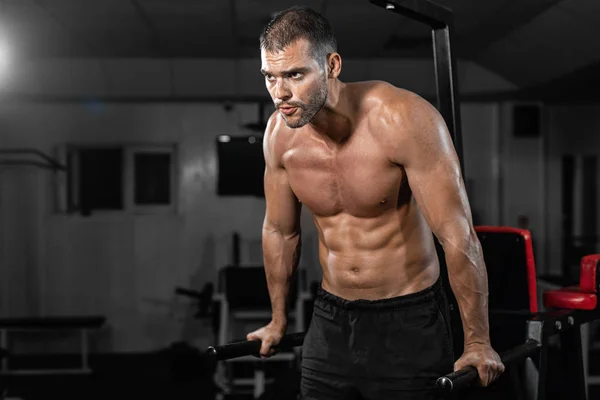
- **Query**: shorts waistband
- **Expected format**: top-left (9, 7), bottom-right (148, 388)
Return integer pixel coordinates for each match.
top-left (316, 276), bottom-right (442, 311)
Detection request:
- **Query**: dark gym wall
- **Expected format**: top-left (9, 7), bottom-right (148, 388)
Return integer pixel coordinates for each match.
top-left (546, 106), bottom-right (600, 280)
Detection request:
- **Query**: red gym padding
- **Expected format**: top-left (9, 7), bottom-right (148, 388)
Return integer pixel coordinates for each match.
top-left (544, 254), bottom-right (600, 310)
top-left (475, 226), bottom-right (538, 313)
top-left (580, 254), bottom-right (600, 292)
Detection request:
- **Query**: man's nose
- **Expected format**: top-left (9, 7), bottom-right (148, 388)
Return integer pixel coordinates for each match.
top-left (274, 80), bottom-right (291, 101)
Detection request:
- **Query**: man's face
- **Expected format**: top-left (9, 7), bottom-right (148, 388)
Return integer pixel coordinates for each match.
top-left (261, 39), bottom-right (328, 129)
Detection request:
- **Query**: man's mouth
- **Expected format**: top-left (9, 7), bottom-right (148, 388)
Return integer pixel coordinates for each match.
top-left (279, 106), bottom-right (298, 115)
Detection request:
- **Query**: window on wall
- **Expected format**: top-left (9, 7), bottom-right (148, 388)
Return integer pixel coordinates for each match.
top-left (78, 147), bottom-right (124, 211)
top-left (134, 152), bottom-right (172, 205)
top-left (58, 144), bottom-right (177, 215)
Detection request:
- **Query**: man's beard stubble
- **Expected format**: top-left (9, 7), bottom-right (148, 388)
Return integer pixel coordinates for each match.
top-left (280, 78), bottom-right (328, 129)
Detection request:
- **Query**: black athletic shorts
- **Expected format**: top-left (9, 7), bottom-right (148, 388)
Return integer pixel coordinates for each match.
top-left (300, 277), bottom-right (454, 400)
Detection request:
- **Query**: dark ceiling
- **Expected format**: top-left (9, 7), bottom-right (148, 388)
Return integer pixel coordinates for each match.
top-left (0, 0), bottom-right (598, 102)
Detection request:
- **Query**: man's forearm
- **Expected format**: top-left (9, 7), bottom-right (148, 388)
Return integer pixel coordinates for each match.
top-left (262, 228), bottom-right (302, 328)
top-left (442, 231), bottom-right (490, 346)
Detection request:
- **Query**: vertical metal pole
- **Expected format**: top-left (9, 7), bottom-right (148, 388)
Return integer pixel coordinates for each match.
top-left (432, 25), bottom-right (464, 175)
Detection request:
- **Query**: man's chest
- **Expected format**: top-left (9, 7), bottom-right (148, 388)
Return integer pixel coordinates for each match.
top-left (281, 134), bottom-right (404, 217)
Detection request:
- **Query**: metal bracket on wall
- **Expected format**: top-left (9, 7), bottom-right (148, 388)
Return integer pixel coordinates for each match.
top-left (0, 149), bottom-right (67, 171)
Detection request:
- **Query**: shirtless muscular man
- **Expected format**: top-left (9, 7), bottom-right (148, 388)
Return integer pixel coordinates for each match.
top-left (246, 7), bottom-right (504, 399)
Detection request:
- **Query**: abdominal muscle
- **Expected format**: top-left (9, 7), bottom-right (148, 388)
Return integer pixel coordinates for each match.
top-left (314, 208), bottom-right (440, 301)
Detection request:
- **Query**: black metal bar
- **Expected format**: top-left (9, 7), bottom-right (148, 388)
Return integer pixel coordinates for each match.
top-left (435, 339), bottom-right (541, 394)
top-left (369, 0), bottom-right (452, 28)
top-left (206, 332), bottom-right (305, 363)
top-left (559, 327), bottom-right (587, 400)
top-left (433, 25), bottom-right (464, 175)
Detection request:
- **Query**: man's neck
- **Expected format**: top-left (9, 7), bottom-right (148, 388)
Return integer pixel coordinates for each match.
top-left (309, 80), bottom-right (354, 145)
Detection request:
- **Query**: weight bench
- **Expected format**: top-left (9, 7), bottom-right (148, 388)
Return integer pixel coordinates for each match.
top-left (214, 266), bottom-right (311, 398)
top-left (0, 316), bottom-right (105, 375)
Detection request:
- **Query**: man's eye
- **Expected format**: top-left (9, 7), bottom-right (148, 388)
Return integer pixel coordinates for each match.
top-left (291, 72), bottom-right (302, 79)
top-left (265, 74), bottom-right (275, 81)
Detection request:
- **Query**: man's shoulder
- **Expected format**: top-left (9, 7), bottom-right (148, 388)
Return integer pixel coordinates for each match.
top-left (351, 81), bottom-right (441, 138)
top-left (354, 81), bottom-right (445, 161)
top-left (352, 80), bottom-right (432, 116)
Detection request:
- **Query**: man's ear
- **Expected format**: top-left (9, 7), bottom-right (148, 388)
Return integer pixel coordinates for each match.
top-left (327, 52), bottom-right (342, 79)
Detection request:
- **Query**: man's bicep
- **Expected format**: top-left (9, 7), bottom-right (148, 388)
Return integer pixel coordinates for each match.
top-left (263, 164), bottom-right (302, 236)
top-left (401, 101), bottom-right (474, 240)
top-left (406, 156), bottom-right (472, 238)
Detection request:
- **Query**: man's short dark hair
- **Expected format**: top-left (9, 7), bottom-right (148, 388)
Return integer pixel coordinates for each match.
top-left (259, 6), bottom-right (337, 65)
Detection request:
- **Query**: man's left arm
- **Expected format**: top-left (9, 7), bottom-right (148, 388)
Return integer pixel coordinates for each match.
top-left (389, 92), bottom-right (504, 386)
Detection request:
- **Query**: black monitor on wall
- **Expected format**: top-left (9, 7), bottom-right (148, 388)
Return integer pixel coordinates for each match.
top-left (216, 135), bottom-right (265, 197)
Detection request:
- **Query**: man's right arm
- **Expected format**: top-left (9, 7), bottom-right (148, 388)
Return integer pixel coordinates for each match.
top-left (262, 114), bottom-right (302, 331)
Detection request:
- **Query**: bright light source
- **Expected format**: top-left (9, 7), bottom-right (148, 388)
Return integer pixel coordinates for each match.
top-left (218, 135), bottom-right (231, 143)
